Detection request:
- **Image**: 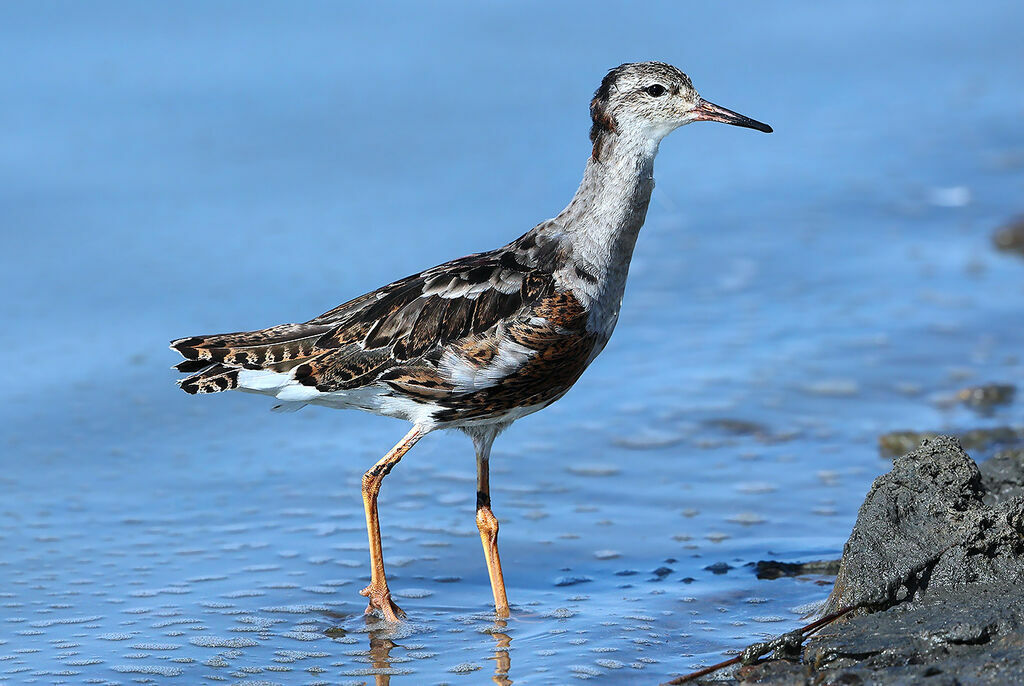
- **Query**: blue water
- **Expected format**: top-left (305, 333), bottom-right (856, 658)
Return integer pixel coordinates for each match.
top-left (3, 2), bottom-right (1024, 684)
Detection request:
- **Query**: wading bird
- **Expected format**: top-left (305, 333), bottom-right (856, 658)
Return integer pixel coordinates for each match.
top-left (171, 62), bottom-right (771, 621)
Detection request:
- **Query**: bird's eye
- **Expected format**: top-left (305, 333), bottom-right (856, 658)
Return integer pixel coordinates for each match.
top-left (645, 84), bottom-right (666, 97)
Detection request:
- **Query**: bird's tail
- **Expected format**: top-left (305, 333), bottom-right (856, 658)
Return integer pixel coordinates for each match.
top-left (175, 362), bottom-right (241, 395)
top-left (170, 323), bottom-right (333, 395)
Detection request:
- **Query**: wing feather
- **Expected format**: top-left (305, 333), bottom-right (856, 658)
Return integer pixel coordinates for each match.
top-left (171, 223), bottom-right (567, 397)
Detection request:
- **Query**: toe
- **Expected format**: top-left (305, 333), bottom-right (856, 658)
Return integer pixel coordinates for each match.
top-left (359, 585), bottom-right (405, 621)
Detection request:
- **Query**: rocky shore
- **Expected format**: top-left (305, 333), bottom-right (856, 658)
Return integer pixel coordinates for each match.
top-left (701, 436), bottom-right (1024, 685)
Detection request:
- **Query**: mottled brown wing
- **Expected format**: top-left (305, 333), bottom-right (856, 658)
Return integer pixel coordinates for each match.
top-left (291, 245), bottom-right (559, 392)
top-left (397, 289), bottom-right (599, 424)
top-left (172, 226), bottom-right (567, 395)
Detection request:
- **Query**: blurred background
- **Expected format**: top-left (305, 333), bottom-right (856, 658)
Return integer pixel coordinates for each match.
top-left (2, 1), bottom-right (1023, 683)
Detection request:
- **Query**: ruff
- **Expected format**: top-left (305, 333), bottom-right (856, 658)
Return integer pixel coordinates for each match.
top-left (171, 61), bottom-right (771, 620)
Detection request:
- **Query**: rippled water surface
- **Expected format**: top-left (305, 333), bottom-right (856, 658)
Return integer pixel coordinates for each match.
top-left (3, 2), bottom-right (1024, 683)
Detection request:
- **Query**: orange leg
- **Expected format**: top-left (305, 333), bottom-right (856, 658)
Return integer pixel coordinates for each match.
top-left (474, 428), bottom-right (509, 617)
top-left (360, 424), bottom-right (426, 621)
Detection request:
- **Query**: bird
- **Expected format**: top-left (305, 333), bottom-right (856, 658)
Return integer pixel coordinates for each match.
top-left (170, 61), bottom-right (771, 622)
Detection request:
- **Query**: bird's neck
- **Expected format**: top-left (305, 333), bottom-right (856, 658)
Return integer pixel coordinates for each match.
top-left (557, 129), bottom-right (659, 316)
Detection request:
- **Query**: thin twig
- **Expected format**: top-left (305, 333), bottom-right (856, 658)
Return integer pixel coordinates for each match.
top-left (660, 655), bottom-right (742, 685)
top-left (660, 606), bottom-right (857, 685)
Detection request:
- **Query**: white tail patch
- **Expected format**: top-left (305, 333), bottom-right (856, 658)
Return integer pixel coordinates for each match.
top-left (237, 369), bottom-right (292, 391)
top-left (238, 368), bottom-right (321, 402)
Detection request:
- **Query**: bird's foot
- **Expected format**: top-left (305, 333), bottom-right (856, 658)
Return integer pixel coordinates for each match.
top-left (360, 583), bottom-right (406, 622)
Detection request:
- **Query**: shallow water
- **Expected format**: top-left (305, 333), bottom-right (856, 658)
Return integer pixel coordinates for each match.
top-left (3, 1), bottom-right (1024, 683)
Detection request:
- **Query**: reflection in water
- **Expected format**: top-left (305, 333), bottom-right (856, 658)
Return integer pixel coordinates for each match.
top-left (489, 620), bottom-right (513, 686)
top-left (368, 625), bottom-right (398, 686)
top-left (356, 617), bottom-right (513, 685)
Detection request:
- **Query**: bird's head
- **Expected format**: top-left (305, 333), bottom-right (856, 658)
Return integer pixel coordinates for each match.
top-left (589, 61), bottom-right (771, 160)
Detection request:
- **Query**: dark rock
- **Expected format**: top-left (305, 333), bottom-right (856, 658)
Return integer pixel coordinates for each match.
top-left (737, 585), bottom-right (1024, 685)
top-left (807, 585), bottom-right (1024, 684)
top-left (812, 585), bottom-right (1024, 661)
top-left (553, 575), bottom-right (592, 587)
top-left (877, 430), bottom-right (936, 457)
top-left (733, 659), bottom-right (807, 684)
top-left (704, 562), bottom-right (732, 575)
top-left (701, 418), bottom-right (800, 444)
top-left (725, 436), bottom-right (1024, 685)
top-left (980, 447), bottom-right (1024, 503)
top-left (751, 559), bottom-right (841, 580)
top-left (825, 435), bottom-right (1024, 613)
top-left (957, 383), bottom-right (1016, 411)
top-left (703, 418), bottom-right (771, 436)
top-left (993, 215), bottom-right (1024, 256)
top-left (877, 426), bottom-right (1024, 458)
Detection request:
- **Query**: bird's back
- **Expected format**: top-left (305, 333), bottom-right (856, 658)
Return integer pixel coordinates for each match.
top-left (171, 223), bottom-right (598, 427)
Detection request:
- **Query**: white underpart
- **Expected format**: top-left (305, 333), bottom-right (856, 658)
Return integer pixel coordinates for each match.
top-left (238, 367), bottom-right (438, 425)
top-left (317, 385), bottom-right (437, 425)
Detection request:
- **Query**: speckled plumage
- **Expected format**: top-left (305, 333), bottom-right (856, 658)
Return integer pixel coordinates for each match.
top-left (170, 62), bottom-right (771, 619)
top-left (171, 226), bottom-right (589, 426)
